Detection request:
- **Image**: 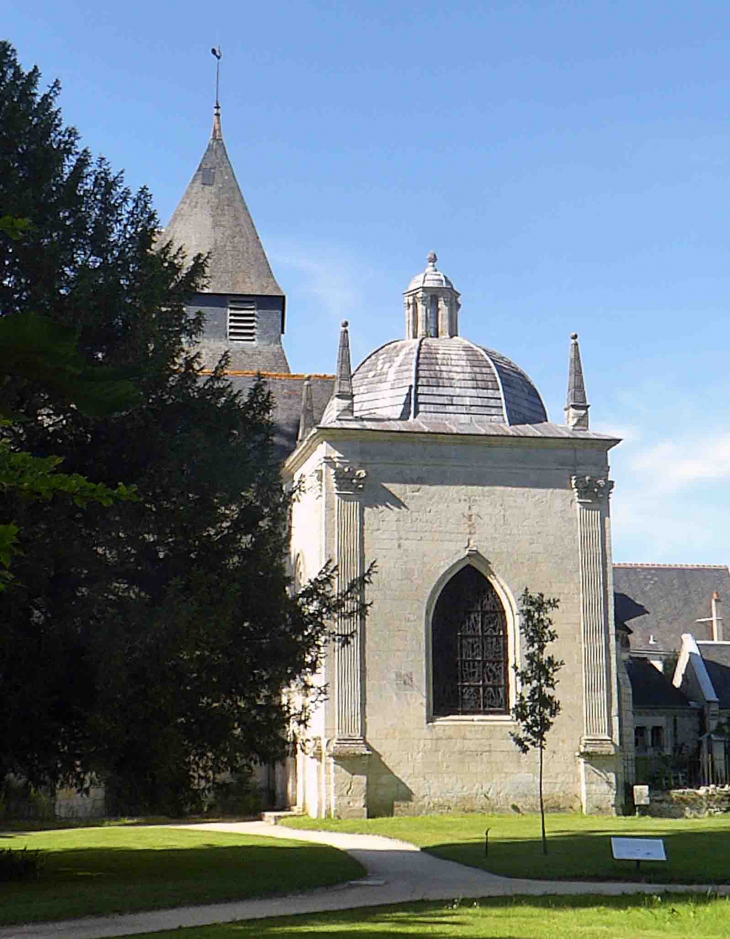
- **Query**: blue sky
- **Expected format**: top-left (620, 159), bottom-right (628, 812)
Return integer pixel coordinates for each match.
top-left (6, 0), bottom-right (730, 566)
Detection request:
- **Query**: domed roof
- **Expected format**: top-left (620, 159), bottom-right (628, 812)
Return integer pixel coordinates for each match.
top-left (406, 251), bottom-right (455, 292)
top-left (351, 337), bottom-right (547, 425)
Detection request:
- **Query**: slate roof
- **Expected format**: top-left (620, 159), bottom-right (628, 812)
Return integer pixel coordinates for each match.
top-left (613, 564), bottom-right (730, 653)
top-left (199, 338), bottom-right (290, 374)
top-left (697, 644), bottom-right (730, 710)
top-left (162, 112), bottom-right (283, 297)
top-left (625, 656), bottom-right (694, 709)
top-left (226, 372), bottom-right (334, 459)
top-left (350, 337), bottom-right (548, 425)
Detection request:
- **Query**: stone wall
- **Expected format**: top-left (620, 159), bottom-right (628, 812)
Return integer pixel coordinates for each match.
top-left (286, 429), bottom-right (624, 816)
top-left (55, 786), bottom-right (106, 819)
top-left (640, 786), bottom-right (730, 818)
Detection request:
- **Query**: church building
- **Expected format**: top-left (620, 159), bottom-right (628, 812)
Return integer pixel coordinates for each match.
top-left (162, 103), bottom-right (640, 816)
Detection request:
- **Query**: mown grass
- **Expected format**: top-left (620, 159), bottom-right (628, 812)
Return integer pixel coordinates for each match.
top-left (282, 812), bottom-right (730, 884)
top-left (0, 826), bottom-right (363, 926)
top-left (0, 814), bottom-right (248, 832)
top-left (117, 894), bottom-right (730, 939)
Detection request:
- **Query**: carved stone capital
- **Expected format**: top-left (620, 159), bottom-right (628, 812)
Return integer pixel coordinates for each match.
top-left (333, 463), bottom-right (367, 494)
top-left (571, 475), bottom-right (614, 503)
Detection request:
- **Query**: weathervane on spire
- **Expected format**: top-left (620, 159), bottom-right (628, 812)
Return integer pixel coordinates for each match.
top-left (211, 47), bottom-right (222, 139)
top-left (211, 46), bottom-right (222, 109)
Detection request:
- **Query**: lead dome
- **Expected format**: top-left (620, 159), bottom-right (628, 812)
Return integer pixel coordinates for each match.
top-left (326, 253), bottom-right (548, 427)
top-left (351, 336), bottom-right (547, 424)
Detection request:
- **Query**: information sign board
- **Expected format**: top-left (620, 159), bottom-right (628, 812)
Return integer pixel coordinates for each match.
top-left (633, 785), bottom-right (650, 806)
top-left (611, 837), bottom-right (666, 863)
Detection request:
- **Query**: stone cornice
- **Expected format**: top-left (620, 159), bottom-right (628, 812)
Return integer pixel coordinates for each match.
top-left (284, 425), bottom-right (620, 478)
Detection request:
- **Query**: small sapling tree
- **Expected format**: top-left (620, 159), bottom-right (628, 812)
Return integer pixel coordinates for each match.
top-left (510, 589), bottom-right (563, 855)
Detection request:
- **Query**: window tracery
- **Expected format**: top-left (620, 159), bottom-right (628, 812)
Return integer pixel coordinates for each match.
top-left (432, 565), bottom-right (509, 716)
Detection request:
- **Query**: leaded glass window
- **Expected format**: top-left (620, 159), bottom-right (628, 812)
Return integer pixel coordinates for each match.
top-left (432, 566), bottom-right (508, 716)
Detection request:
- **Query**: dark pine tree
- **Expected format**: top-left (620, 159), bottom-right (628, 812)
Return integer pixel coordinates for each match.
top-left (0, 42), bottom-right (365, 813)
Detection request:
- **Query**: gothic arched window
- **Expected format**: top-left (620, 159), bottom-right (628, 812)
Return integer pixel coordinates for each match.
top-left (432, 566), bottom-right (509, 717)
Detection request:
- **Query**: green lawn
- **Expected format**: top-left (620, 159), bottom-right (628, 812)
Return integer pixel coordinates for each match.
top-left (282, 813), bottom-right (730, 884)
top-left (0, 825), bottom-right (363, 926)
top-left (120, 895), bottom-right (730, 939)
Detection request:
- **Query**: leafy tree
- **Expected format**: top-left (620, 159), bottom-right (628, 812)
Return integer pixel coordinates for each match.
top-left (0, 306), bottom-right (141, 590)
top-left (0, 41), bottom-right (363, 813)
top-left (510, 589), bottom-right (563, 855)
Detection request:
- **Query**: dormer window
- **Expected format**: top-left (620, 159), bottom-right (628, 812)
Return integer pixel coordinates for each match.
top-left (228, 300), bottom-right (256, 342)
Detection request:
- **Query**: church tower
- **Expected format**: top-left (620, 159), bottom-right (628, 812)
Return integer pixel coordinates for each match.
top-left (162, 102), bottom-right (289, 373)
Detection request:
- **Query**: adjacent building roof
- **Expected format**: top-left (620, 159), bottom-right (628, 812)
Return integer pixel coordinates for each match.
top-left (626, 656), bottom-right (693, 709)
top-left (697, 643), bottom-right (730, 709)
top-left (613, 564), bottom-right (730, 653)
top-left (349, 337), bottom-right (548, 425)
top-left (226, 372), bottom-right (334, 459)
top-left (162, 110), bottom-right (284, 297)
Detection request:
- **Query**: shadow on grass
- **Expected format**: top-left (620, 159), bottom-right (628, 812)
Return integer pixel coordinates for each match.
top-left (0, 843), bottom-right (364, 926)
top-left (426, 828), bottom-right (730, 884)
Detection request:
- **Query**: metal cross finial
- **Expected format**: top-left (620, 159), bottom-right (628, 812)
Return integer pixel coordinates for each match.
top-left (211, 47), bottom-right (222, 109)
top-left (427, 251), bottom-right (438, 267)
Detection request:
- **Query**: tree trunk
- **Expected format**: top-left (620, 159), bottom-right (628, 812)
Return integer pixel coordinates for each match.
top-left (539, 743), bottom-right (547, 855)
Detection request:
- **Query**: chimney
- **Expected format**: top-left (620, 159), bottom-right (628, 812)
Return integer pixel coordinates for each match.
top-left (712, 592), bottom-right (723, 642)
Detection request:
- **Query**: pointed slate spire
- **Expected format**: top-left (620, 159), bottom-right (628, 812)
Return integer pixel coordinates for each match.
top-left (327, 320), bottom-right (354, 420)
top-left (335, 320), bottom-right (353, 398)
top-left (161, 106), bottom-right (283, 297)
top-left (565, 332), bottom-right (590, 430)
top-left (297, 376), bottom-right (315, 442)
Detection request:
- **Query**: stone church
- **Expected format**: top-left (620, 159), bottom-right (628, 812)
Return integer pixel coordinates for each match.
top-left (161, 104), bottom-right (721, 818)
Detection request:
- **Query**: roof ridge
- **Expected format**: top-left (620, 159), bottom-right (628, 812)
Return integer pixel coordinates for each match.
top-left (200, 370), bottom-right (335, 380)
top-left (614, 563), bottom-right (729, 570)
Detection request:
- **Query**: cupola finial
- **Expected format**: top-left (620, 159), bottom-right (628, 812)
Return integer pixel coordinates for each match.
top-left (565, 332), bottom-right (590, 430)
top-left (427, 250), bottom-right (438, 267)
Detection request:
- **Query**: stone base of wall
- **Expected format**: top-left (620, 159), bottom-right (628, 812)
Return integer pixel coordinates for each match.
top-left (640, 786), bottom-right (730, 818)
top-left (579, 754), bottom-right (621, 814)
top-left (55, 786), bottom-right (106, 819)
top-left (332, 756), bottom-right (369, 818)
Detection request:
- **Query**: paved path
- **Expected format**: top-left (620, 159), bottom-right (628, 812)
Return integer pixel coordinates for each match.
top-left (3, 821), bottom-right (729, 939)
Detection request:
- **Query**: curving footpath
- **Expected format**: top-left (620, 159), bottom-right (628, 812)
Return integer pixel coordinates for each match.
top-left (3, 820), bottom-right (729, 939)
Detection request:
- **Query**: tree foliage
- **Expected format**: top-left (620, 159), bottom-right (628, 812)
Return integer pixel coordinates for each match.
top-left (510, 589), bottom-right (563, 855)
top-left (0, 41), bottom-right (361, 813)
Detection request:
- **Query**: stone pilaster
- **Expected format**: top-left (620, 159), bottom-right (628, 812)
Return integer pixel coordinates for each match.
top-left (332, 463), bottom-right (370, 753)
top-left (417, 296), bottom-right (429, 338)
top-left (404, 296), bottom-right (416, 339)
top-left (330, 462), bottom-right (370, 817)
top-left (572, 474), bottom-right (620, 813)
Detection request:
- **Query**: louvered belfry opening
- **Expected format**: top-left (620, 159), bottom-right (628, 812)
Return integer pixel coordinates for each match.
top-left (227, 299), bottom-right (256, 342)
top-left (432, 566), bottom-right (508, 717)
